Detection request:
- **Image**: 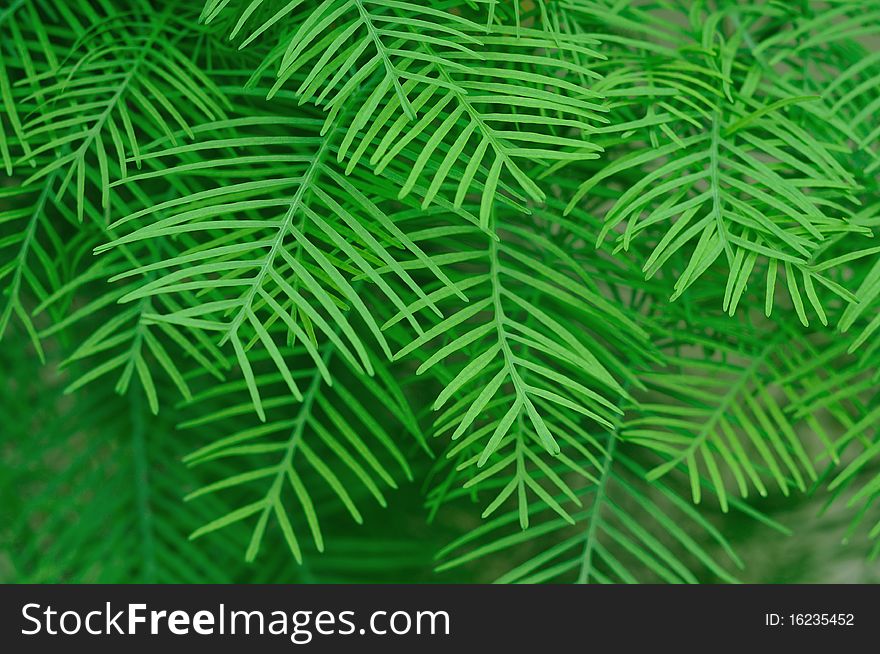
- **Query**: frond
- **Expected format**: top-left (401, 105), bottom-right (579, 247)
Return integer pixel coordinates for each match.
top-left (560, 1), bottom-right (869, 319)
top-left (19, 3), bottom-right (229, 221)
top-left (0, 0), bottom-right (97, 172)
top-left (839, 248), bottom-right (880, 352)
top-left (394, 210), bottom-right (654, 526)
top-left (434, 429), bottom-right (782, 583)
top-left (207, 1), bottom-right (608, 224)
top-left (183, 331), bottom-right (424, 563)
top-left (17, 154), bottom-right (227, 409)
top-left (782, 318), bottom-right (880, 554)
top-left (0, 182), bottom-right (64, 355)
top-left (623, 316), bottom-right (830, 512)
top-left (98, 95), bottom-right (461, 419)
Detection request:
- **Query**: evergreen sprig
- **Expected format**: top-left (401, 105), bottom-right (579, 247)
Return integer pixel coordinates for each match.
top-left (2, 0), bottom-right (879, 583)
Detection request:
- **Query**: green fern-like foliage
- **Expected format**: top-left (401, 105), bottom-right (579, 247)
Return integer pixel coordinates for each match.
top-left (2, 0), bottom-right (880, 584)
